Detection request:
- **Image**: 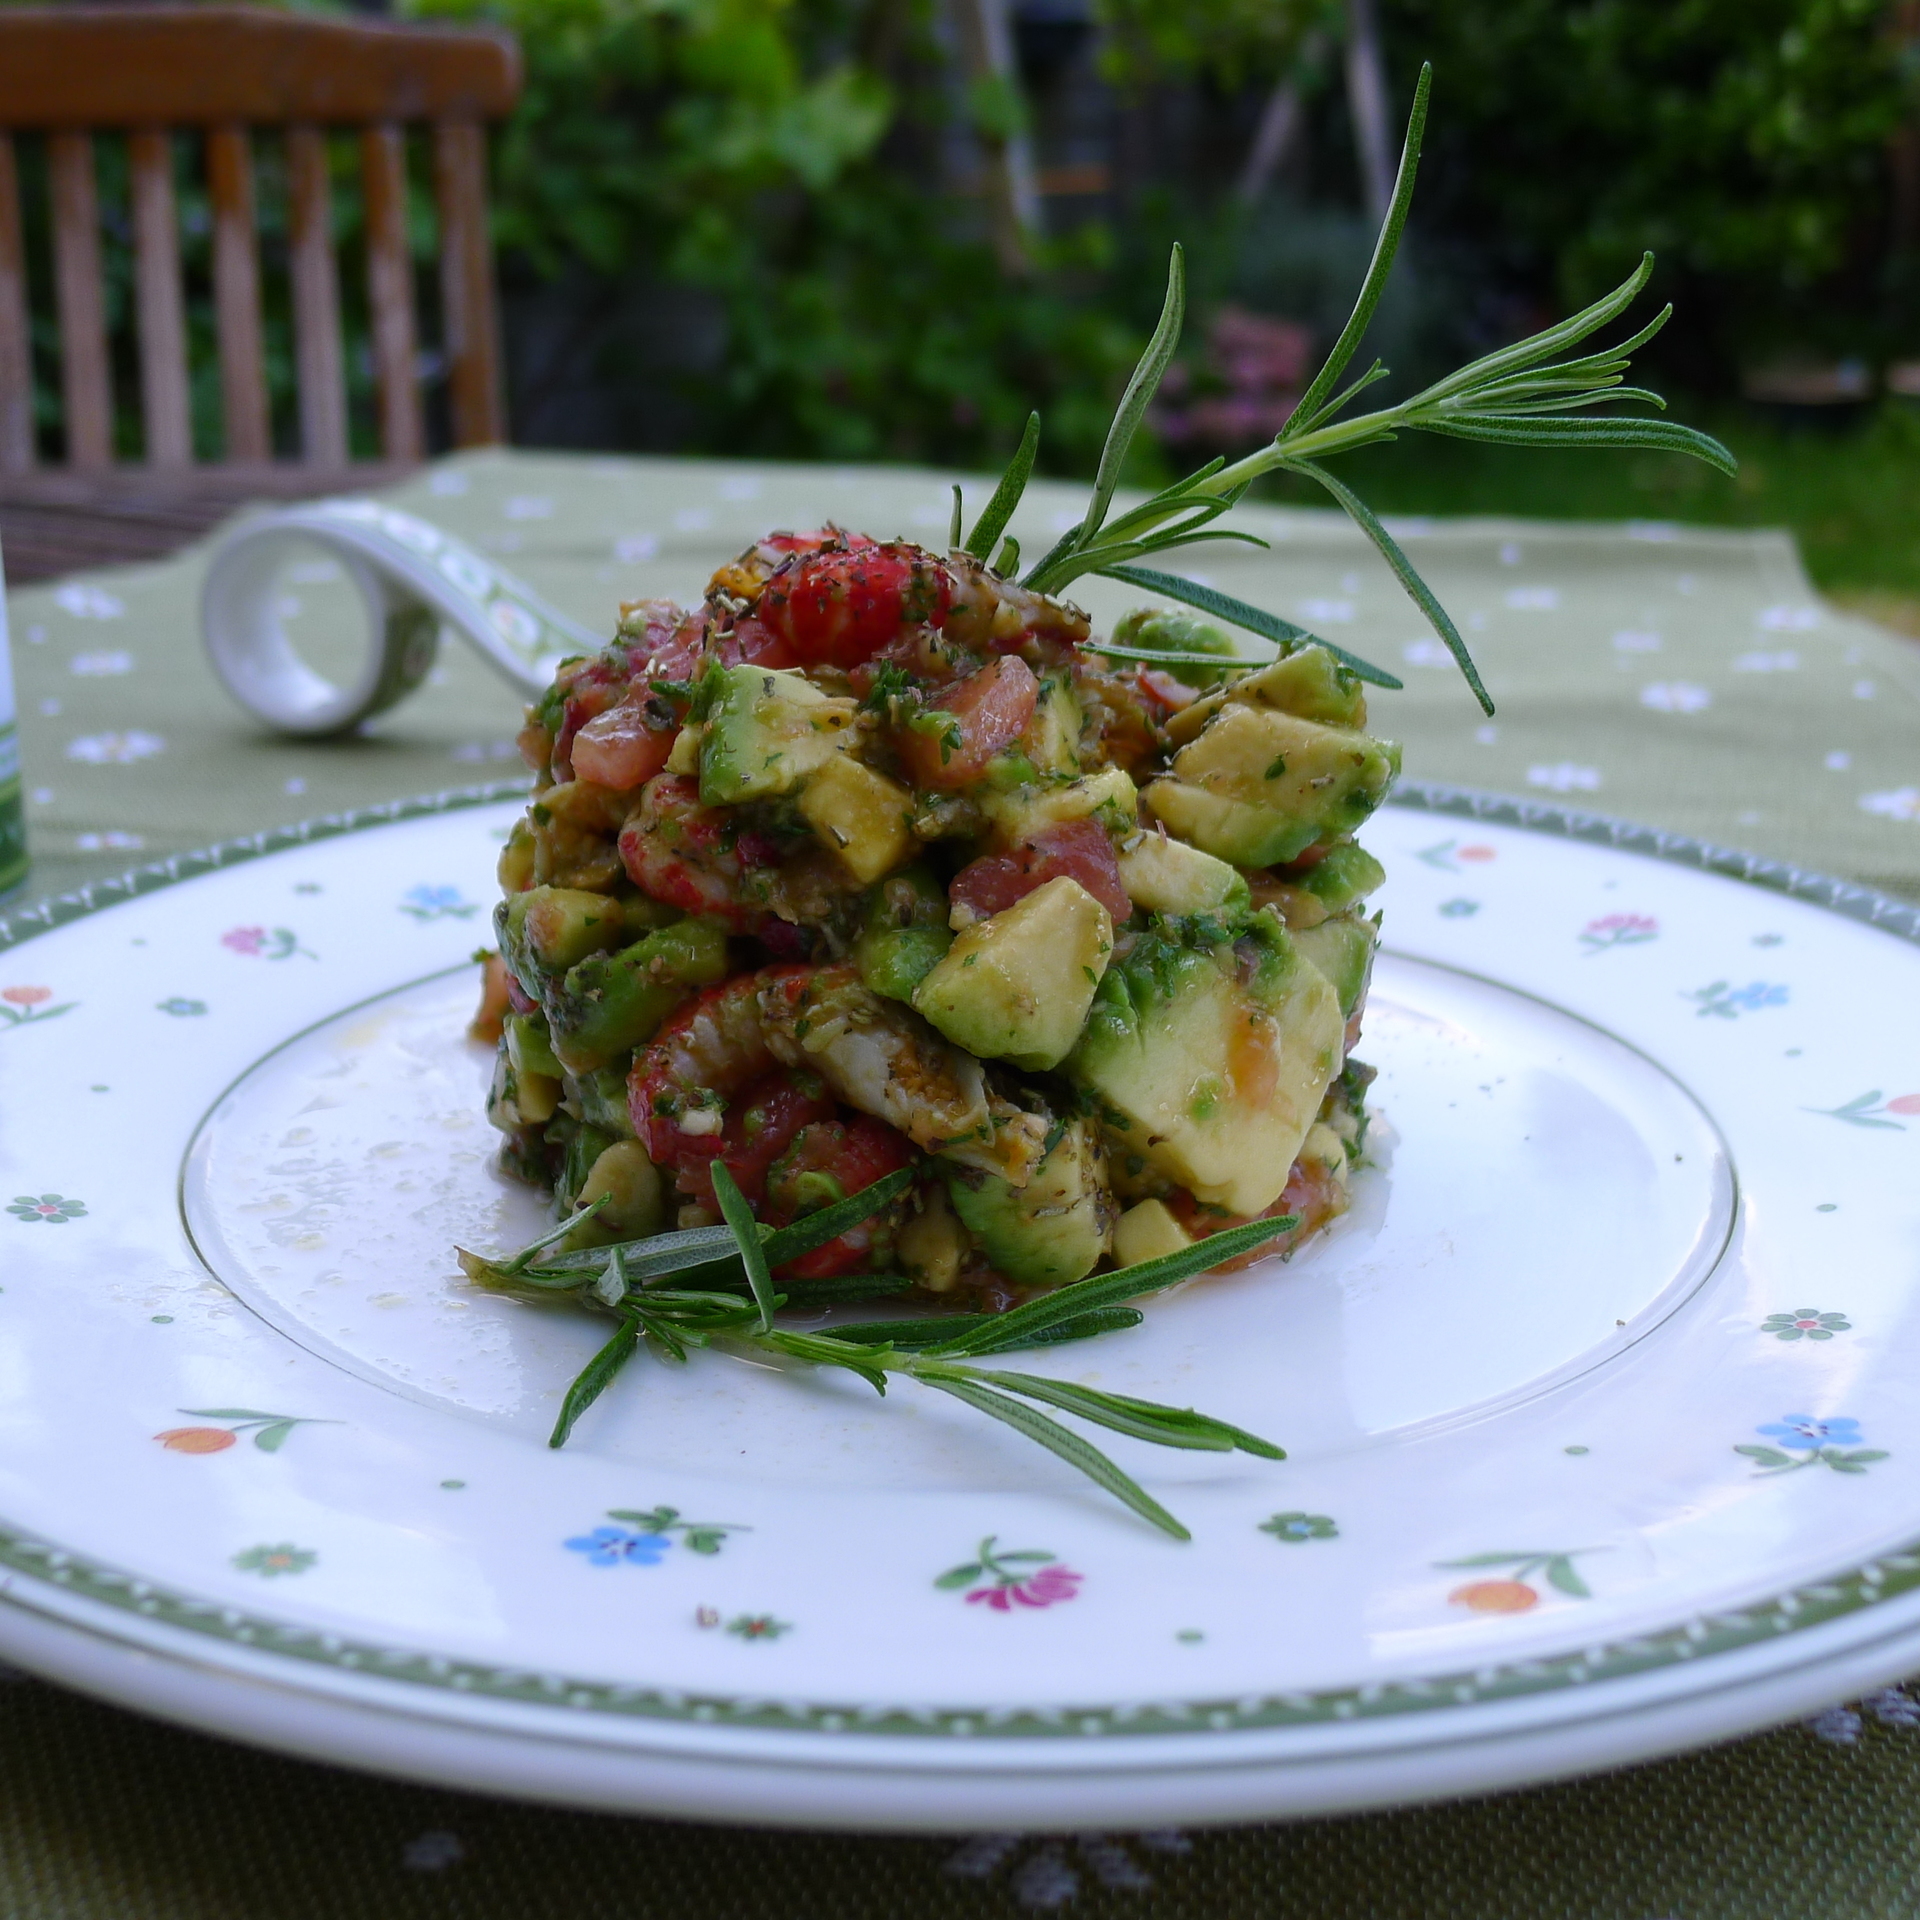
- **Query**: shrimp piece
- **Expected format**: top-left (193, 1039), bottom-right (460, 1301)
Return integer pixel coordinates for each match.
top-left (628, 970), bottom-right (812, 1188)
top-left (766, 1117), bottom-right (916, 1278)
top-left (756, 964), bottom-right (1045, 1187)
top-left (617, 774), bottom-right (760, 929)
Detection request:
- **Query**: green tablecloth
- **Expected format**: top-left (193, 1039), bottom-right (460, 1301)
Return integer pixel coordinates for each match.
top-left (4, 449), bottom-right (1920, 1918)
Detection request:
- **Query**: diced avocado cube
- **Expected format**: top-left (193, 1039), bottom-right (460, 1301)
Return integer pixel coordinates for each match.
top-left (855, 864), bottom-right (954, 1003)
top-left (506, 1011), bottom-right (563, 1081)
top-left (699, 664), bottom-right (858, 805)
top-left (1067, 916), bottom-right (1345, 1216)
top-left (1144, 705), bottom-right (1400, 868)
top-left (945, 1119), bottom-right (1112, 1288)
top-left (571, 1064), bottom-right (639, 1138)
top-left (979, 766), bottom-right (1138, 849)
top-left (575, 1140), bottom-right (666, 1242)
top-left (1164, 642), bottom-right (1369, 746)
top-left (1228, 646), bottom-right (1368, 728)
top-left (1296, 842), bottom-right (1386, 912)
top-left (499, 885), bottom-right (627, 994)
top-left (799, 753), bottom-right (915, 883)
top-left (1112, 605), bottom-right (1240, 686)
top-left (1023, 674), bottom-right (1084, 774)
top-left (1111, 1196), bottom-right (1193, 1268)
top-left (1116, 832), bottom-right (1249, 917)
top-left (546, 917), bottom-right (730, 1073)
top-left (913, 876), bottom-right (1114, 1071)
top-left (898, 1182), bottom-right (970, 1292)
top-left (1290, 913), bottom-right (1378, 1019)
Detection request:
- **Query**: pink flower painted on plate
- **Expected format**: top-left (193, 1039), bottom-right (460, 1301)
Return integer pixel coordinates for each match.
top-left (2, 985), bottom-right (51, 1006)
top-left (937, 1536), bottom-right (1083, 1611)
top-left (221, 926), bottom-right (314, 961)
top-left (1457, 844), bottom-right (1497, 864)
top-left (1580, 913), bottom-right (1658, 955)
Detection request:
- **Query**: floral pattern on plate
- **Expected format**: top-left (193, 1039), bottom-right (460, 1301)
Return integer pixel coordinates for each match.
top-left (1738, 1417), bottom-right (1889, 1476)
top-left (937, 1537), bottom-right (1083, 1611)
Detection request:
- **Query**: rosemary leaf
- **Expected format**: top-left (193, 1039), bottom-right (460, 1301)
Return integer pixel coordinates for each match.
top-left (1408, 256), bottom-right (1654, 410)
top-left (760, 1164), bottom-right (917, 1267)
top-left (964, 411), bottom-right (1040, 561)
top-left (923, 1213), bottom-right (1299, 1357)
top-left (1079, 244), bottom-right (1186, 552)
top-left (1417, 412), bottom-right (1737, 472)
top-left (711, 1162), bottom-right (778, 1334)
top-left (948, 483), bottom-right (963, 551)
top-left (548, 1310), bottom-right (641, 1449)
top-left (1093, 564), bottom-right (1404, 689)
top-left (493, 1195), bottom-right (610, 1276)
top-left (830, 1305), bottom-right (1144, 1352)
top-left (515, 1222), bottom-right (740, 1280)
top-left (915, 1373), bottom-right (1190, 1540)
top-left (986, 1371), bottom-right (1284, 1458)
top-left (1288, 460), bottom-right (1493, 716)
top-left (1284, 62), bottom-right (1431, 436)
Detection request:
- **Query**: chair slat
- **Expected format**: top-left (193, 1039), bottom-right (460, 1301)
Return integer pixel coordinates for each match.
top-left (47, 130), bottom-right (111, 470)
top-left (207, 125), bottom-right (270, 462)
top-left (0, 8), bottom-right (521, 131)
top-left (0, 133), bottom-right (33, 472)
top-left (286, 123), bottom-right (347, 467)
top-left (361, 122), bottom-right (422, 464)
top-left (129, 128), bottom-right (192, 469)
top-left (433, 118), bottom-right (505, 447)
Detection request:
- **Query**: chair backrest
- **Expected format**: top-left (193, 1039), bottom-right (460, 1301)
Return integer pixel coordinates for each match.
top-left (0, 5), bottom-right (521, 480)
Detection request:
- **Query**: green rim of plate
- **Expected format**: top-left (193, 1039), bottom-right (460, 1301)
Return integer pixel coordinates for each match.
top-left (0, 778), bottom-right (1916, 1740)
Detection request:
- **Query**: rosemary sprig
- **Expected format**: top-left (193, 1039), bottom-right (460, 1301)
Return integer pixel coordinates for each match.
top-left (499, 1172), bottom-right (1298, 1536)
top-left (959, 61), bottom-right (1731, 716)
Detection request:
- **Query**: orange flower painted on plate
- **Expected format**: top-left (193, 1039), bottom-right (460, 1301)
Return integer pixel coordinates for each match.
top-left (1449, 1578), bottom-right (1538, 1614)
top-left (156, 1426), bottom-right (237, 1454)
top-left (1438, 1548), bottom-right (1598, 1611)
top-left (153, 1408), bottom-right (336, 1453)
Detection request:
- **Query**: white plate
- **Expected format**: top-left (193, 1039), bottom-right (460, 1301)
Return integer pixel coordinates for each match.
top-left (2, 783), bottom-right (1918, 1830)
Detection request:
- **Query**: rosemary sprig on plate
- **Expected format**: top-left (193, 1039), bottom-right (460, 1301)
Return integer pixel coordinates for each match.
top-left (958, 61), bottom-right (1734, 716)
top-left (461, 1173), bottom-right (1292, 1539)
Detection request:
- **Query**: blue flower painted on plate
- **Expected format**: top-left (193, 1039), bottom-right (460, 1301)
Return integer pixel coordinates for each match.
top-left (565, 1525), bottom-right (673, 1568)
top-left (1438, 899), bottom-right (1480, 918)
top-left (400, 884), bottom-right (479, 922)
top-left (1736, 1414), bottom-right (1888, 1477)
top-left (564, 1505), bottom-right (744, 1566)
top-left (1759, 1415), bottom-right (1863, 1450)
top-left (156, 997), bottom-right (207, 1017)
top-left (1684, 980), bottom-right (1789, 1019)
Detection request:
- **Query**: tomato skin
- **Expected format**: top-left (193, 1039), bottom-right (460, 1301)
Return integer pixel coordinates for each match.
top-left (760, 542), bottom-right (953, 670)
top-left (714, 614), bottom-right (797, 671)
top-left (767, 1116), bottom-right (915, 1278)
top-left (898, 655), bottom-right (1039, 790)
top-left (949, 817), bottom-right (1131, 925)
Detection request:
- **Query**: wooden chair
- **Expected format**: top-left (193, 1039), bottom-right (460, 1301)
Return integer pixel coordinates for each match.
top-left (0, 5), bottom-right (520, 580)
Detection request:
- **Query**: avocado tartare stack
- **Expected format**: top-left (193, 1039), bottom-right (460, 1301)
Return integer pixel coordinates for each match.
top-left (462, 70), bottom-right (1731, 1506)
top-left (480, 531), bottom-right (1392, 1304)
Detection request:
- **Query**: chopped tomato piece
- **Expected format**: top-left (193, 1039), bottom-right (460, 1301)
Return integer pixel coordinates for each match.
top-left (949, 816), bottom-right (1130, 925)
top-left (1170, 1154), bottom-right (1344, 1271)
top-left (760, 542), bottom-right (953, 670)
top-left (898, 655), bottom-right (1039, 790)
top-left (569, 701), bottom-right (678, 791)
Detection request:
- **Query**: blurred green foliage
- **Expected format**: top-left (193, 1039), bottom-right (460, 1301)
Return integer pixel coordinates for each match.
top-left (1382, 0), bottom-right (1918, 368)
top-left (403, 0), bottom-right (1139, 469)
